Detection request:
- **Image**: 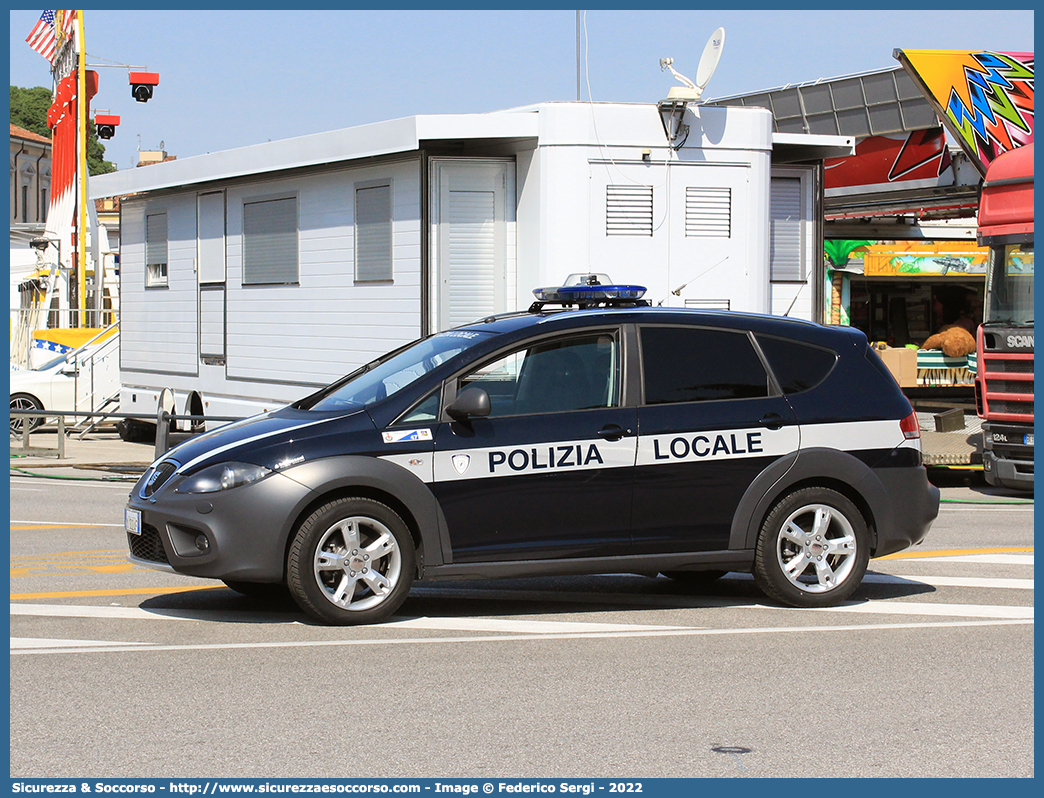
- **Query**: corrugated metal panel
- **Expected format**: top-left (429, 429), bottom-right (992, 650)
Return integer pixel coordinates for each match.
top-left (709, 66), bottom-right (938, 138)
top-left (446, 190), bottom-right (496, 327)
top-left (243, 197), bottom-right (298, 285)
top-left (685, 186), bottom-right (731, 237)
top-left (606, 185), bottom-right (653, 236)
top-left (356, 184), bottom-right (392, 281)
top-left (770, 177), bottom-right (803, 280)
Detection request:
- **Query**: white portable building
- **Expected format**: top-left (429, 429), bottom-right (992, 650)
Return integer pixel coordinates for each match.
top-left (89, 101), bottom-right (851, 425)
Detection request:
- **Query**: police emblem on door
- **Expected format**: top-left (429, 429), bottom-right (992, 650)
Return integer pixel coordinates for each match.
top-left (452, 454), bottom-right (471, 475)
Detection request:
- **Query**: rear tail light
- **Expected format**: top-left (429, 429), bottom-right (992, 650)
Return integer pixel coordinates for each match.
top-left (900, 411), bottom-right (921, 440)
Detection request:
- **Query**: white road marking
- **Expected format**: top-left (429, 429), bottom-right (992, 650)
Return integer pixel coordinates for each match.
top-left (7, 604), bottom-right (691, 632)
top-left (11, 637), bottom-right (146, 649)
top-left (825, 601), bottom-right (1032, 620)
top-left (9, 619), bottom-right (1033, 657)
top-left (11, 591), bottom-right (1033, 624)
top-left (383, 616), bottom-right (691, 633)
top-left (891, 554), bottom-right (1034, 565)
top-left (8, 478), bottom-right (135, 490)
top-left (937, 505), bottom-right (1034, 512)
top-left (8, 520), bottom-right (124, 526)
top-left (10, 604), bottom-right (279, 623)
top-left (722, 571), bottom-right (1034, 590)
top-left (863, 573), bottom-right (1033, 590)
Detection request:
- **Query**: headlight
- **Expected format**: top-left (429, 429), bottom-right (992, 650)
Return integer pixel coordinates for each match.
top-left (174, 462), bottom-right (272, 494)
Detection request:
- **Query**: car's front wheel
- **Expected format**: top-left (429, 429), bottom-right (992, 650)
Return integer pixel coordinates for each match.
top-left (753, 487), bottom-right (870, 608)
top-left (287, 497), bottom-right (415, 625)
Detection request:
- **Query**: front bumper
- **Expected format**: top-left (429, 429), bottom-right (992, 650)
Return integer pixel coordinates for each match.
top-left (981, 421), bottom-right (1034, 490)
top-left (125, 470), bottom-right (313, 582)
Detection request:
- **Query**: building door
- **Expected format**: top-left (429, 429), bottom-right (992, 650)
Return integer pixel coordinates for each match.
top-left (197, 190), bottom-right (226, 364)
top-left (430, 159), bottom-right (516, 332)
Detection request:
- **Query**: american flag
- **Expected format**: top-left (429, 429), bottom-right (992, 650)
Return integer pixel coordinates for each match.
top-left (57, 9), bottom-right (78, 39)
top-left (25, 10), bottom-right (77, 62)
top-left (26, 10), bottom-right (57, 61)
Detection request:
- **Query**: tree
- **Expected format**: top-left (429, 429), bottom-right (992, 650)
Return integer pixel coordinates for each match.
top-left (10, 84), bottom-right (116, 175)
top-left (9, 85), bottom-right (51, 137)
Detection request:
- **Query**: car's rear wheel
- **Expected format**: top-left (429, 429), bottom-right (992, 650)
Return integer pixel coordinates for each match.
top-left (287, 497), bottom-right (415, 625)
top-left (753, 487), bottom-right (869, 608)
top-left (10, 394), bottom-right (44, 435)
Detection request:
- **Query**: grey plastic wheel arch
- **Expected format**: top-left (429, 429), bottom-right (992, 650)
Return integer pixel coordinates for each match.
top-left (277, 455), bottom-right (450, 576)
top-left (729, 448), bottom-right (888, 554)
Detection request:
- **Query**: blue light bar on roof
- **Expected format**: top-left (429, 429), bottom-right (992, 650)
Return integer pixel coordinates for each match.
top-left (532, 284), bottom-right (647, 303)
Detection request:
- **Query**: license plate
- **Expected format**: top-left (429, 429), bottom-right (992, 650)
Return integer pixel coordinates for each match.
top-left (125, 507), bottom-right (141, 536)
top-left (1026, 434), bottom-right (1034, 446)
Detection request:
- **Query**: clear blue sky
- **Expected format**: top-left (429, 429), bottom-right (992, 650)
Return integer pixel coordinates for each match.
top-left (9, 8), bottom-right (1035, 172)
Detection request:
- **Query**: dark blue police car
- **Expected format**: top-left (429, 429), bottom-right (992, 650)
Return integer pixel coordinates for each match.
top-left (125, 280), bottom-right (939, 624)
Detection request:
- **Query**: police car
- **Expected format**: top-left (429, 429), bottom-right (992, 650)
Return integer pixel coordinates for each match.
top-left (125, 277), bottom-right (940, 625)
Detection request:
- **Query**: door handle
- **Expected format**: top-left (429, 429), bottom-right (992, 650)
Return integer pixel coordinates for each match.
top-left (759, 413), bottom-right (785, 430)
top-left (597, 424), bottom-right (633, 441)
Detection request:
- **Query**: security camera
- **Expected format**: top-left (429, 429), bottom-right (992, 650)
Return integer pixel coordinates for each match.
top-left (129, 71), bottom-right (160, 103)
top-left (95, 113), bottom-right (120, 140)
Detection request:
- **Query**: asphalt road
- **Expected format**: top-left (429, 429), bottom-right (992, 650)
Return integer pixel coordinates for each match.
top-left (8, 471), bottom-right (1034, 779)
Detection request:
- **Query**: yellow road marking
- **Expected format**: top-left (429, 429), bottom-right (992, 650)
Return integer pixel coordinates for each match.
top-left (10, 549), bottom-right (126, 557)
top-left (877, 546), bottom-right (1034, 560)
top-left (52, 563), bottom-right (139, 574)
top-left (11, 585), bottom-right (222, 600)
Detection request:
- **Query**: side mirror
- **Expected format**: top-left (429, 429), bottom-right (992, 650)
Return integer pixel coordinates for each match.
top-left (60, 361), bottom-right (79, 376)
top-left (446, 386), bottom-right (491, 420)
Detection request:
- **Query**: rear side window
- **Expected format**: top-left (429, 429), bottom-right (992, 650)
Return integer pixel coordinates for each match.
top-left (641, 326), bottom-right (770, 404)
top-left (756, 335), bottom-right (837, 395)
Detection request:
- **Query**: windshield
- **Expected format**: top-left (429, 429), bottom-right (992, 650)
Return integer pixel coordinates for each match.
top-left (298, 330), bottom-right (496, 412)
top-left (34, 353), bottom-right (69, 371)
top-left (985, 243), bottom-right (1034, 326)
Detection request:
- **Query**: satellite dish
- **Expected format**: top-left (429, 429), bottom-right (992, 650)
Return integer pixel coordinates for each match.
top-left (694, 27), bottom-right (725, 95)
top-left (664, 27), bottom-right (725, 102)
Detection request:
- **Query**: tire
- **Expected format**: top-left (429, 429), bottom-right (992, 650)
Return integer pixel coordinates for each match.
top-left (287, 497), bottom-right (416, 625)
top-left (117, 418), bottom-right (156, 443)
top-left (222, 579), bottom-right (290, 600)
top-left (661, 570), bottom-right (728, 588)
top-left (10, 394), bottom-right (44, 435)
top-left (753, 487), bottom-right (870, 608)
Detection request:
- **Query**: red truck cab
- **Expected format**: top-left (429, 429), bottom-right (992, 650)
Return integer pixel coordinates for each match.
top-left (975, 143), bottom-right (1034, 490)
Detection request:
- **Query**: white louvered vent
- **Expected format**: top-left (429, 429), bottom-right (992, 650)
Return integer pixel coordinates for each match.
top-left (685, 187), bottom-right (731, 237)
top-left (770, 177), bottom-right (803, 281)
top-left (606, 185), bottom-right (653, 236)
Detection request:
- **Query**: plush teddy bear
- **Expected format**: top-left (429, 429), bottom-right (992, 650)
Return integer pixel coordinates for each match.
top-left (921, 324), bottom-right (976, 357)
